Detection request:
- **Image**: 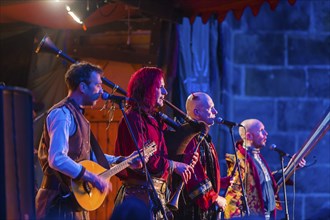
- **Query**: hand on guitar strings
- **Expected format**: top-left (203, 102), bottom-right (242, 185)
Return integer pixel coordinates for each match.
top-left (82, 170), bottom-right (112, 193)
top-left (127, 150), bottom-right (150, 170)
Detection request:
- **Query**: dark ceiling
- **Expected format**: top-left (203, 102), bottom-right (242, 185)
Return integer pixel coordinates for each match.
top-left (0, 0), bottom-right (297, 64)
top-left (1, 0), bottom-right (296, 30)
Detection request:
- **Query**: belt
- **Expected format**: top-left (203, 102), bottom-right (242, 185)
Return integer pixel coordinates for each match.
top-left (123, 178), bottom-right (167, 194)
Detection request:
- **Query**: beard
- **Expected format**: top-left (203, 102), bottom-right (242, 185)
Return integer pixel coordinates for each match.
top-left (253, 141), bottom-right (266, 149)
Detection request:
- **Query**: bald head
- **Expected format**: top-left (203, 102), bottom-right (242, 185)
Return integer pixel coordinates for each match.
top-left (186, 92), bottom-right (210, 116)
top-left (186, 92), bottom-right (217, 126)
top-left (239, 119), bottom-right (268, 148)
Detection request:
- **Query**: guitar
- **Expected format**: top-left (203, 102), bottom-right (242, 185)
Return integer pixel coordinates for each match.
top-left (71, 141), bottom-right (156, 211)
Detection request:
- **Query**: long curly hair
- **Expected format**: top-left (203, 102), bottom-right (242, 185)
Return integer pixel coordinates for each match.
top-left (127, 67), bottom-right (164, 112)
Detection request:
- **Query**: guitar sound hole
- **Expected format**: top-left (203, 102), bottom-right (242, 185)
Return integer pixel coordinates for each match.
top-left (83, 181), bottom-right (92, 193)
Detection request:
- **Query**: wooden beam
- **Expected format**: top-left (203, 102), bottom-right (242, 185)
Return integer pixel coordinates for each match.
top-left (70, 45), bottom-right (157, 64)
top-left (116, 0), bottom-right (182, 23)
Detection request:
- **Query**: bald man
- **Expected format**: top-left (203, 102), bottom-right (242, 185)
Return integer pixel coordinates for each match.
top-left (224, 119), bottom-right (305, 220)
top-left (174, 92), bottom-right (230, 220)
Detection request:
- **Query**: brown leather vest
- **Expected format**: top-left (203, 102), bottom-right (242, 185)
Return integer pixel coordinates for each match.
top-left (38, 98), bottom-right (91, 183)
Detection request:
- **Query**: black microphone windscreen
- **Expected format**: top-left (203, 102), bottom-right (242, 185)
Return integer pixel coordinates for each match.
top-left (269, 144), bottom-right (277, 150)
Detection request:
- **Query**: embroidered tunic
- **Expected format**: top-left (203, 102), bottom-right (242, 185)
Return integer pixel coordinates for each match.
top-left (224, 144), bottom-right (281, 219)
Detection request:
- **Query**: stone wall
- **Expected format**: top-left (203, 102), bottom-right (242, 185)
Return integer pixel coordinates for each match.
top-left (220, 1), bottom-right (330, 219)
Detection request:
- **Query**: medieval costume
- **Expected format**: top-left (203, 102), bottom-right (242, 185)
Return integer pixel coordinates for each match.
top-left (174, 135), bottom-right (230, 220)
top-left (114, 109), bottom-right (173, 219)
top-left (224, 142), bottom-right (282, 219)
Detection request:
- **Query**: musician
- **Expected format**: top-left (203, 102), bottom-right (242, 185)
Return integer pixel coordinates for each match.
top-left (114, 67), bottom-right (197, 219)
top-left (224, 118), bottom-right (306, 220)
top-left (173, 92), bottom-right (231, 220)
top-left (35, 62), bottom-right (142, 220)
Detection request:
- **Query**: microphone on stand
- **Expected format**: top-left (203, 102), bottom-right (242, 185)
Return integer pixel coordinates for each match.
top-left (162, 99), bottom-right (201, 129)
top-left (101, 77), bottom-right (127, 96)
top-left (101, 92), bottom-right (134, 102)
top-left (215, 117), bottom-right (243, 127)
top-left (157, 112), bottom-right (180, 130)
top-left (269, 144), bottom-right (292, 158)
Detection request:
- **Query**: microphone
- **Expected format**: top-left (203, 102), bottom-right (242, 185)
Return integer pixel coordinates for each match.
top-left (269, 144), bottom-right (292, 158)
top-left (101, 77), bottom-right (127, 96)
top-left (215, 117), bottom-right (242, 127)
top-left (157, 112), bottom-right (180, 130)
top-left (101, 92), bottom-right (133, 102)
top-left (162, 99), bottom-right (198, 127)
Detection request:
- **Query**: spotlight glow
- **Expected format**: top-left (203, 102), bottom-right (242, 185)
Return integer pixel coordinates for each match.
top-left (66, 5), bottom-right (83, 24)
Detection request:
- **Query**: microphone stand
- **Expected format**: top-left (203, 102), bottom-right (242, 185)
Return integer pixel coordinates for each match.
top-left (117, 101), bottom-right (168, 220)
top-left (279, 153), bottom-right (289, 220)
top-left (228, 126), bottom-right (250, 217)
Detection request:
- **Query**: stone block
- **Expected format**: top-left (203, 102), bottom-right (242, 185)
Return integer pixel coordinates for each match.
top-left (304, 196), bottom-right (330, 219)
top-left (234, 33), bottom-right (284, 65)
top-left (308, 68), bottom-right (330, 98)
top-left (277, 101), bottom-right (329, 131)
top-left (313, 1), bottom-right (330, 32)
top-left (294, 165), bottom-right (330, 194)
top-left (245, 68), bottom-right (307, 97)
top-left (233, 98), bottom-right (275, 126)
top-left (288, 35), bottom-right (330, 65)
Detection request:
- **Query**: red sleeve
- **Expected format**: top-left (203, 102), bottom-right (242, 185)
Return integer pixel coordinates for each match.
top-left (115, 110), bottom-right (170, 180)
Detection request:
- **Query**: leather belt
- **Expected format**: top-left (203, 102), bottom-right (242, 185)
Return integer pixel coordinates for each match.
top-left (123, 178), bottom-right (167, 194)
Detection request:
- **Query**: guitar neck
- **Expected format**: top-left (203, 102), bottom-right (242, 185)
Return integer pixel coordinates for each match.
top-left (100, 154), bottom-right (138, 179)
top-left (98, 142), bottom-right (155, 180)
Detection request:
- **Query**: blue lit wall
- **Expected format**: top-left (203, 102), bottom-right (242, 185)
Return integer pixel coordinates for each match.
top-left (179, 0), bottom-right (330, 219)
top-left (219, 1), bottom-right (330, 219)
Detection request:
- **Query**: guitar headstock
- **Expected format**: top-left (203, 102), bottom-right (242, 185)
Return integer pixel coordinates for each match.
top-left (142, 141), bottom-right (157, 156)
